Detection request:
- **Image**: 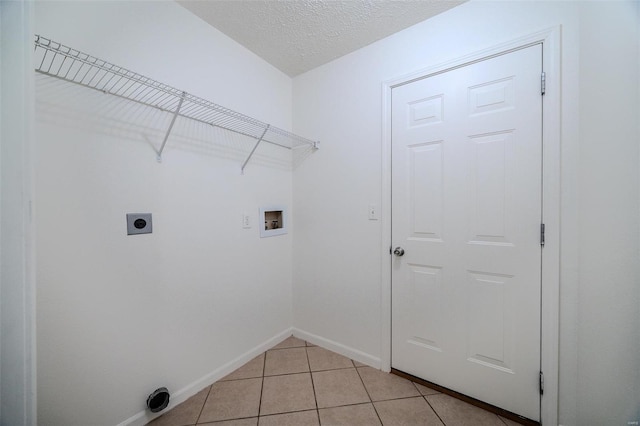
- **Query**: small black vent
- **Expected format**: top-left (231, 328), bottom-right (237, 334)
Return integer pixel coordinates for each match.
top-left (147, 387), bottom-right (170, 413)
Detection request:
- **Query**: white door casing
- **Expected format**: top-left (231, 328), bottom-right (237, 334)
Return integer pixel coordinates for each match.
top-left (391, 44), bottom-right (543, 421)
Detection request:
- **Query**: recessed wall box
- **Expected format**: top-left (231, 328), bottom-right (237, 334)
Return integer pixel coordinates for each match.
top-left (260, 206), bottom-right (287, 238)
top-left (127, 213), bottom-right (152, 235)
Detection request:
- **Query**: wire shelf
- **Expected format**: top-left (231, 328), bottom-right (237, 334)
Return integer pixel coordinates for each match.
top-left (34, 35), bottom-right (319, 171)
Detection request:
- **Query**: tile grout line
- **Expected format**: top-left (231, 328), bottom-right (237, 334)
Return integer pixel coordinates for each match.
top-left (269, 345), bottom-right (306, 351)
top-left (313, 400), bottom-right (387, 410)
top-left (353, 361), bottom-right (385, 426)
top-left (256, 351), bottom-right (267, 420)
top-left (362, 393), bottom-right (442, 404)
top-left (260, 368), bottom-right (356, 378)
top-left (306, 365), bottom-right (355, 373)
top-left (303, 344), bottom-right (322, 425)
top-left (257, 408), bottom-right (320, 421)
top-left (194, 384), bottom-right (213, 425)
top-left (422, 392), bottom-right (447, 426)
top-left (263, 370), bottom-right (310, 378)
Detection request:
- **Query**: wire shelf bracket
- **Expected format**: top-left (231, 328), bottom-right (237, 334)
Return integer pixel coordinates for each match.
top-left (241, 125), bottom-right (270, 175)
top-left (33, 35), bottom-right (319, 171)
top-left (157, 91), bottom-right (185, 162)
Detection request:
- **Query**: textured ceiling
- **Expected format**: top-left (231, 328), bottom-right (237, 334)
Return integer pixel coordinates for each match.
top-left (178, 0), bottom-right (466, 77)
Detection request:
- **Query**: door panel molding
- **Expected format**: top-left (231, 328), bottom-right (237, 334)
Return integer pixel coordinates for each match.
top-left (381, 26), bottom-right (561, 425)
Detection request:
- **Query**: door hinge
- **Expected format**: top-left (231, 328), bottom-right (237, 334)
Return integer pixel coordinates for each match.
top-left (540, 223), bottom-right (546, 247)
top-left (541, 72), bottom-right (546, 95)
top-left (539, 371), bottom-right (545, 395)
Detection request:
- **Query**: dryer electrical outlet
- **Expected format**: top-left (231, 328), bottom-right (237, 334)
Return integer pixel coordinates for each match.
top-left (127, 213), bottom-right (152, 235)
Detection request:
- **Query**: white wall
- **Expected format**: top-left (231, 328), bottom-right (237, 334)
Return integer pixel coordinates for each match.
top-left (1, 1), bottom-right (37, 425)
top-left (35, 2), bottom-right (295, 425)
top-left (577, 2), bottom-right (640, 423)
top-left (292, 1), bottom-right (640, 425)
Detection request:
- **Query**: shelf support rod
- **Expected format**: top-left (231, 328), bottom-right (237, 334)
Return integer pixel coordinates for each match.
top-left (241, 124), bottom-right (270, 174)
top-left (157, 91), bottom-right (186, 162)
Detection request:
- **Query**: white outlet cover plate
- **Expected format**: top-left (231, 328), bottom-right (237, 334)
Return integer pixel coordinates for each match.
top-left (242, 212), bottom-right (251, 229)
top-left (368, 204), bottom-right (379, 220)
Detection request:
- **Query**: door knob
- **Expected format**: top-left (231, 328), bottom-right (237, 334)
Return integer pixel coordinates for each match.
top-left (393, 247), bottom-right (405, 257)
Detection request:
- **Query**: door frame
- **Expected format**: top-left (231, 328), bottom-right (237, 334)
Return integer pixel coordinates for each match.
top-left (380, 27), bottom-right (561, 425)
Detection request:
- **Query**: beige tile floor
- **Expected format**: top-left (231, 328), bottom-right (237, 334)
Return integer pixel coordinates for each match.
top-left (148, 336), bottom-right (522, 426)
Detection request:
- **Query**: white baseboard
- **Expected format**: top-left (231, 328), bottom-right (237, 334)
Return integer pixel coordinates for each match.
top-left (292, 328), bottom-right (381, 370)
top-left (118, 328), bottom-right (293, 426)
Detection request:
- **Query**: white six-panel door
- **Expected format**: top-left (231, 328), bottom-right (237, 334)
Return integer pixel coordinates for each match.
top-left (391, 44), bottom-right (543, 421)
